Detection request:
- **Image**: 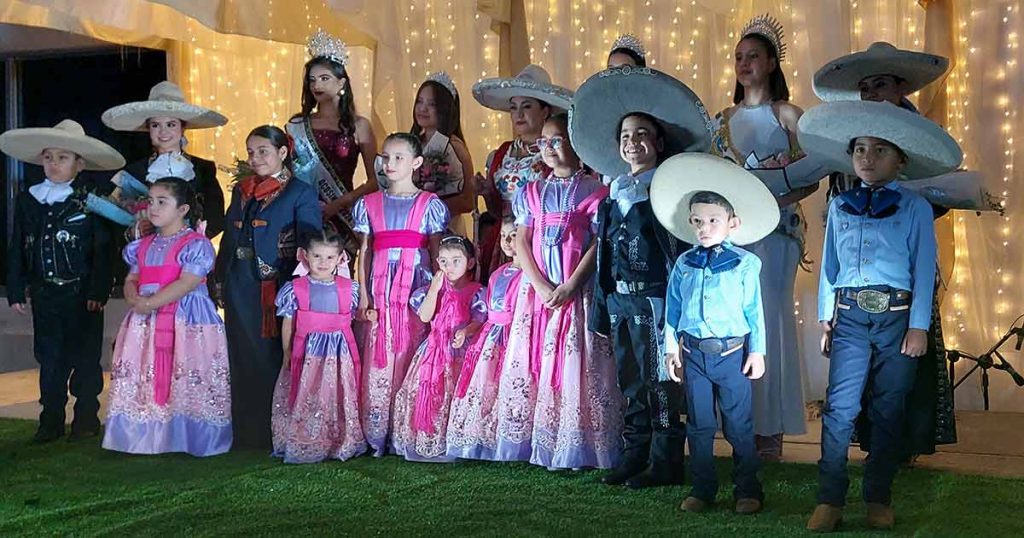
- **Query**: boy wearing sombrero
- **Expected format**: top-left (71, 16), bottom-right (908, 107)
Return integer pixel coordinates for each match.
top-left (572, 66), bottom-right (712, 488)
top-left (1, 120), bottom-right (125, 442)
top-left (652, 153), bottom-right (780, 515)
top-left (798, 100), bottom-right (960, 531)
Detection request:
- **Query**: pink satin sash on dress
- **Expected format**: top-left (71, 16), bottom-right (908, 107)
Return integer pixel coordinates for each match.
top-left (289, 276), bottom-right (361, 408)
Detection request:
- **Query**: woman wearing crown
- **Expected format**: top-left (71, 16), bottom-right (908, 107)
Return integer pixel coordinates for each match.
top-left (288, 30), bottom-right (379, 257)
top-left (712, 14), bottom-right (824, 461)
top-left (375, 72), bottom-right (475, 236)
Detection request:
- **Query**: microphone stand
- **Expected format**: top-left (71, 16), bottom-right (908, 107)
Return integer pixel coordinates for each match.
top-left (946, 318), bottom-right (1024, 411)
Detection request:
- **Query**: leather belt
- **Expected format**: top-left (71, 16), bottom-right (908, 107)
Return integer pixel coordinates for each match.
top-left (614, 280), bottom-right (664, 295)
top-left (42, 276), bottom-right (80, 286)
top-left (683, 336), bottom-right (746, 356)
top-left (839, 288), bottom-right (911, 314)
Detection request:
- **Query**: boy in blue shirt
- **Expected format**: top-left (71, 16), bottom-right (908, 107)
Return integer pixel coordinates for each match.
top-left (651, 153), bottom-right (781, 515)
top-left (798, 100), bottom-right (960, 532)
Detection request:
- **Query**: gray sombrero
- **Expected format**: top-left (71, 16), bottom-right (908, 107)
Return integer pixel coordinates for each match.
top-left (569, 66), bottom-right (713, 177)
top-left (0, 119), bottom-right (125, 170)
top-left (797, 100), bottom-right (962, 180)
top-left (813, 42), bottom-right (950, 102)
top-left (102, 81), bottom-right (229, 132)
top-left (472, 64), bottom-right (573, 113)
top-left (650, 153), bottom-right (780, 246)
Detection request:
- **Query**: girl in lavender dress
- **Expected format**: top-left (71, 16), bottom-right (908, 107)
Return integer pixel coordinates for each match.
top-left (270, 230), bottom-right (366, 463)
top-left (514, 115), bottom-right (624, 470)
top-left (104, 178), bottom-right (231, 456)
top-left (355, 133), bottom-right (450, 456)
top-left (447, 217), bottom-right (531, 461)
top-left (391, 235), bottom-right (486, 462)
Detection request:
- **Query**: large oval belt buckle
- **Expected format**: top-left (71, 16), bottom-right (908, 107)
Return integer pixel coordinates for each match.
top-left (856, 290), bottom-right (889, 314)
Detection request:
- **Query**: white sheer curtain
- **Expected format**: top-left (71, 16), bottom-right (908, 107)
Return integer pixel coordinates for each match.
top-left (0, 0), bottom-right (1019, 410)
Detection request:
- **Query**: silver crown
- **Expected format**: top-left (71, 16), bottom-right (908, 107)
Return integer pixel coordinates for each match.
top-left (611, 33), bottom-right (646, 58)
top-left (427, 71), bottom-right (458, 98)
top-left (307, 29), bottom-right (350, 66)
top-left (741, 13), bottom-right (787, 63)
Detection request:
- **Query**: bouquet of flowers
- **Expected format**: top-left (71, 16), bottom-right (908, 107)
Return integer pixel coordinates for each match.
top-left (84, 171), bottom-right (151, 226)
top-left (414, 152), bottom-right (454, 195)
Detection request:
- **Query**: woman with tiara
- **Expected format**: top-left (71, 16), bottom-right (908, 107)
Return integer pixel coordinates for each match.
top-left (101, 81), bottom-right (228, 241)
top-left (607, 33), bottom-right (647, 69)
top-left (712, 14), bottom-right (826, 461)
top-left (472, 65), bottom-right (574, 282)
top-left (376, 72), bottom-right (476, 236)
top-left (288, 29), bottom-right (379, 257)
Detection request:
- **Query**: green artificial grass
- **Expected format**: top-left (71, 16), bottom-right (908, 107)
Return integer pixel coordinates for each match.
top-left (1, 419), bottom-right (1022, 537)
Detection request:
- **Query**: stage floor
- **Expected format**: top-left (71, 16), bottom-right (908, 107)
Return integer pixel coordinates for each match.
top-left (1, 367), bottom-right (1022, 478)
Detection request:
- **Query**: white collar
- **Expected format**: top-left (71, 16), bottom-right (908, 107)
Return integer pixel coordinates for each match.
top-left (28, 178), bottom-right (74, 205)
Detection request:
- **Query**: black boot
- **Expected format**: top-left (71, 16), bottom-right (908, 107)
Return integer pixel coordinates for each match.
top-left (69, 413), bottom-right (101, 440)
top-left (626, 426), bottom-right (686, 489)
top-left (602, 459), bottom-right (648, 485)
top-left (33, 408), bottom-right (66, 443)
top-left (624, 464), bottom-right (686, 489)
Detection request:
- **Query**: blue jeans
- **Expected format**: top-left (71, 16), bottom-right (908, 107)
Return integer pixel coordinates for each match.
top-left (681, 333), bottom-right (763, 503)
top-left (818, 291), bottom-right (918, 506)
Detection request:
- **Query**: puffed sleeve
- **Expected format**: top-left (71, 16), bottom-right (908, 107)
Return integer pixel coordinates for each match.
top-left (512, 185), bottom-right (533, 227)
top-left (275, 280), bottom-right (298, 318)
top-left (349, 280), bottom-right (361, 312)
top-left (123, 238), bottom-right (144, 275)
top-left (409, 286), bottom-right (429, 312)
top-left (470, 286), bottom-right (488, 323)
top-left (352, 196), bottom-right (370, 234)
top-left (421, 196), bottom-right (451, 234)
top-left (177, 237), bottom-right (216, 277)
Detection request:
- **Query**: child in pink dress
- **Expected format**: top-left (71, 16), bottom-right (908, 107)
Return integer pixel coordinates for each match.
top-left (392, 235), bottom-right (486, 462)
top-left (447, 217), bottom-right (532, 461)
top-left (104, 177), bottom-right (231, 456)
top-left (514, 115), bottom-right (625, 470)
top-left (355, 133), bottom-right (450, 455)
top-left (271, 230), bottom-right (366, 463)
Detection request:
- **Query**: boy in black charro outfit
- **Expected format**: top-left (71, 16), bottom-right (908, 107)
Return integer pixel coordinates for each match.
top-left (571, 66), bottom-right (714, 488)
top-left (2, 120), bottom-right (124, 442)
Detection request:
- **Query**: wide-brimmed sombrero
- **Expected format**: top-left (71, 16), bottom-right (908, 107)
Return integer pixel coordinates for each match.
top-left (903, 170), bottom-right (1002, 212)
top-left (101, 81), bottom-right (229, 132)
top-left (797, 100), bottom-right (962, 180)
top-left (650, 153), bottom-right (780, 246)
top-left (569, 67), bottom-right (713, 177)
top-left (813, 42), bottom-right (949, 102)
top-left (472, 64), bottom-right (573, 113)
top-left (0, 119), bottom-right (125, 170)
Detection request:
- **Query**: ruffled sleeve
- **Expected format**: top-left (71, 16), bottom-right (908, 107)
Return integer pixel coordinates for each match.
top-left (122, 238), bottom-right (143, 275)
top-left (352, 196), bottom-right (370, 234)
top-left (420, 196), bottom-right (451, 234)
top-left (177, 237), bottom-right (216, 277)
top-left (349, 280), bottom-right (361, 312)
top-left (512, 185), bottom-right (533, 227)
top-left (275, 281), bottom-right (298, 318)
top-left (409, 285), bottom-right (429, 313)
top-left (470, 286), bottom-right (488, 323)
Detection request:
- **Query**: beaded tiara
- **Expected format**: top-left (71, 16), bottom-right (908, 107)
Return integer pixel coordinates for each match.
top-left (307, 29), bottom-right (350, 66)
top-left (426, 71), bottom-right (458, 98)
top-left (610, 34), bottom-right (646, 58)
top-left (740, 13), bottom-right (787, 63)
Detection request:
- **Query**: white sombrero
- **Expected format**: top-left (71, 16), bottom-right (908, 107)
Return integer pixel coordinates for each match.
top-left (101, 81), bottom-right (229, 132)
top-left (903, 170), bottom-right (1002, 212)
top-left (650, 153), bottom-right (780, 246)
top-left (569, 67), bottom-right (713, 177)
top-left (0, 119), bottom-right (125, 170)
top-left (797, 100), bottom-right (962, 180)
top-left (813, 42), bottom-right (950, 102)
top-left (472, 64), bottom-right (573, 113)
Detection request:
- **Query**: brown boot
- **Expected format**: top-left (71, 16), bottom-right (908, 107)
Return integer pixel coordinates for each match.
top-left (806, 504), bottom-right (843, 533)
top-left (735, 498), bottom-right (763, 515)
top-left (865, 503), bottom-right (895, 529)
top-left (680, 496), bottom-right (709, 513)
